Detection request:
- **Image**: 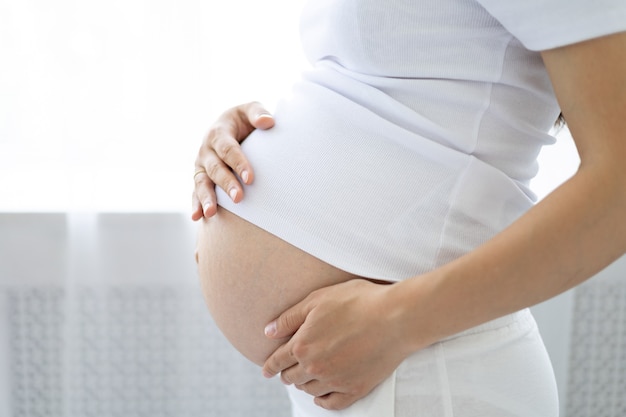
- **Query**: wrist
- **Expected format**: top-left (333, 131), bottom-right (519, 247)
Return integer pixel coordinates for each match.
top-left (385, 266), bottom-right (493, 354)
top-left (383, 274), bottom-right (445, 355)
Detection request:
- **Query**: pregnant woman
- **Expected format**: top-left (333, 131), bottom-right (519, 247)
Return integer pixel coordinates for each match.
top-left (193, 1), bottom-right (626, 416)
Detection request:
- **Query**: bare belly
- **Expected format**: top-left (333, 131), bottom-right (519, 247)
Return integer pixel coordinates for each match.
top-left (196, 207), bottom-right (384, 366)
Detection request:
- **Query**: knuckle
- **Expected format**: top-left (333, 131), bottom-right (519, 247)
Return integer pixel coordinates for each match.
top-left (266, 356), bottom-right (281, 374)
top-left (206, 123), bottom-right (229, 147)
top-left (218, 141), bottom-right (239, 161)
top-left (263, 364), bottom-right (276, 377)
top-left (280, 372), bottom-right (291, 385)
top-left (265, 358), bottom-right (277, 373)
top-left (193, 172), bottom-right (208, 186)
top-left (204, 128), bottom-right (219, 149)
top-left (290, 342), bottom-right (308, 360)
top-left (205, 161), bottom-right (222, 180)
top-left (303, 361), bottom-right (324, 378)
top-left (283, 315), bottom-right (302, 333)
top-left (308, 287), bottom-right (324, 302)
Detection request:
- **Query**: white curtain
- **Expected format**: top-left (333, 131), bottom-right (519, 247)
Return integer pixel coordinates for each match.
top-left (0, 213), bottom-right (292, 417)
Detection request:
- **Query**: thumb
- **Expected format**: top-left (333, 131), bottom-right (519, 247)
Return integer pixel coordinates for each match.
top-left (264, 299), bottom-right (311, 339)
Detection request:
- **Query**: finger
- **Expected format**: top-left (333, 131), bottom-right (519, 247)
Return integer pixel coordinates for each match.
top-left (240, 101), bottom-right (275, 130)
top-left (295, 380), bottom-right (333, 398)
top-left (280, 363), bottom-right (313, 386)
top-left (198, 150), bottom-right (245, 203)
top-left (262, 342), bottom-right (299, 379)
top-left (209, 102), bottom-right (273, 187)
top-left (314, 392), bottom-right (358, 411)
top-left (191, 192), bottom-right (204, 221)
top-left (264, 297), bottom-right (311, 339)
top-left (206, 128), bottom-right (254, 187)
top-left (193, 170), bottom-right (219, 217)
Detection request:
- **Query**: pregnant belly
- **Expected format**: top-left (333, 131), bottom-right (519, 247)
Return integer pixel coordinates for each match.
top-left (195, 207), bottom-right (385, 366)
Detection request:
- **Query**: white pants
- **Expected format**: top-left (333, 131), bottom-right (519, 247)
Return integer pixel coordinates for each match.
top-left (287, 309), bottom-right (558, 417)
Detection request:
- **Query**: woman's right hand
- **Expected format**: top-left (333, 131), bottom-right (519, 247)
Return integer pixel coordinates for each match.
top-left (192, 102), bottom-right (275, 221)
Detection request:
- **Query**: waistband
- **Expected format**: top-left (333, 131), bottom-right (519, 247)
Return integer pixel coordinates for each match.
top-left (439, 308), bottom-right (535, 343)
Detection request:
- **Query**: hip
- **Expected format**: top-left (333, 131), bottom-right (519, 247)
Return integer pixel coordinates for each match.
top-left (287, 308), bottom-right (559, 417)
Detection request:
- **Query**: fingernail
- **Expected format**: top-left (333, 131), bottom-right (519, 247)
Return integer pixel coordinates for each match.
top-left (229, 188), bottom-right (238, 201)
top-left (264, 321), bottom-right (277, 337)
top-left (241, 170), bottom-right (249, 183)
top-left (262, 369), bottom-right (274, 379)
top-left (203, 202), bottom-right (212, 214)
top-left (256, 112), bottom-right (272, 120)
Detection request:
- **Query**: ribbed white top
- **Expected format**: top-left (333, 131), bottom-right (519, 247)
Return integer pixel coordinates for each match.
top-left (217, 0), bottom-right (626, 281)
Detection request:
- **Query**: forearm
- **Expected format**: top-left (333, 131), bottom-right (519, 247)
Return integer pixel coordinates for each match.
top-left (391, 33), bottom-right (626, 352)
top-left (393, 162), bottom-right (626, 351)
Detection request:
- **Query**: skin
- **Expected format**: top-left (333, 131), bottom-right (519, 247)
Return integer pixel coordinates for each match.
top-left (195, 206), bottom-right (373, 366)
top-left (193, 32), bottom-right (626, 410)
top-left (191, 102), bottom-right (275, 221)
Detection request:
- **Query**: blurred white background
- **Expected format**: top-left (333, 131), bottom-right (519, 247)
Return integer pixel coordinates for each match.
top-left (0, 0), bottom-right (308, 212)
top-left (0, 0), bottom-right (578, 213)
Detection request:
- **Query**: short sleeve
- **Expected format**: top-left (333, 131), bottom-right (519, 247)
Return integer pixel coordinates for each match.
top-left (475, 0), bottom-right (626, 50)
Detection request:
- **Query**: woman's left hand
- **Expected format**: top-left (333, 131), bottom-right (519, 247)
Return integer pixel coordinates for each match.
top-left (262, 279), bottom-right (415, 411)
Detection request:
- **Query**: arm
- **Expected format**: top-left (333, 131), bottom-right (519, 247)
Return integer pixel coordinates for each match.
top-left (396, 32), bottom-right (626, 347)
top-left (262, 32), bottom-right (626, 410)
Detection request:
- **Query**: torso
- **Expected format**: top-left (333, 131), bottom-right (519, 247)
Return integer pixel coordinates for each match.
top-left (214, 0), bottom-right (560, 283)
top-left (196, 207), bottom-right (375, 365)
top-left (196, 0), bottom-right (568, 365)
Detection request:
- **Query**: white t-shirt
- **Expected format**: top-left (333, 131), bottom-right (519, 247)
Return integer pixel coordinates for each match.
top-left (217, 0), bottom-right (626, 281)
